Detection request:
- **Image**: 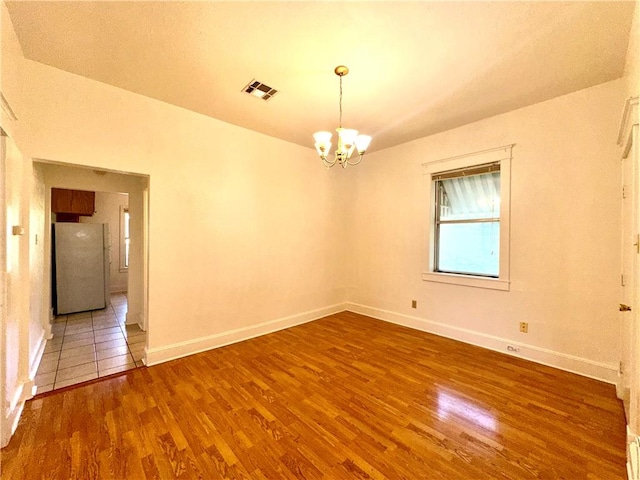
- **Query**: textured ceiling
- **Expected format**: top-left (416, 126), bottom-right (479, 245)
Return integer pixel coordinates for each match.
top-left (5, 1), bottom-right (636, 153)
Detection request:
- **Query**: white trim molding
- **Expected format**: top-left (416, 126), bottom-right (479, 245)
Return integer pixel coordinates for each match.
top-left (421, 271), bottom-right (510, 291)
top-left (145, 303), bottom-right (347, 366)
top-left (1, 331), bottom-right (48, 447)
top-left (29, 331), bottom-right (47, 380)
top-left (126, 310), bottom-right (141, 327)
top-left (0, 380), bottom-right (30, 448)
top-left (618, 96), bottom-right (639, 149)
top-left (145, 303), bottom-right (617, 383)
top-left (0, 92), bottom-right (18, 122)
top-left (345, 302), bottom-right (618, 384)
top-left (628, 429), bottom-right (640, 480)
top-left (1, 384), bottom-right (24, 447)
top-left (109, 285), bottom-right (128, 295)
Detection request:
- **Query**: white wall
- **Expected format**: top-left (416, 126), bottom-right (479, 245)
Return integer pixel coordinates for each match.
top-left (28, 164), bottom-right (46, 358)
top-left (80, 191), bottom-right (129, 294)
top-left (3, 18), bottom-right (349, 365)
top-left (0, 133), bottom-right (45, 447)
top-left (0, 2), bottom-right (25, 147)
top-left (347, 79), bottom-right (626, 382)
top-left (624, 1), bottom-right (640, 101)
top-left (1, 3), bottom-right (41, 446)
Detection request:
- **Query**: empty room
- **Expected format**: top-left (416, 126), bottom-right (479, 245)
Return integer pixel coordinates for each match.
top-left (1, 1), bottom-right (640, 478)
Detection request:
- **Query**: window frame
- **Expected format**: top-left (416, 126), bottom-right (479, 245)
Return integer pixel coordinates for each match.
top-left (433, 163), bottom-right (501, 278)
top-left (422, 145), bottom-right (513, 291)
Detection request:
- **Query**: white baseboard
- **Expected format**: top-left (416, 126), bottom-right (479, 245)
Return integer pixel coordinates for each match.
top-left (145, 303), bottom-right (347, 366)
top-left (628, 426), bottom-right (640, 480)
top-left (0, 381), bottom-right (28, 448)
top-left (43, 322), bottom-right (53, 341)
top-left (126, 312), bottom-right (145, 332)
top-left (617, 375), bottom-right (626, 401)
top-left (145, 301), bottom-right (617, 383)
top-left (1, 330), bottom-right (47, 448)
top-left (346, 302), bottom-right (618, 384)
top-left (126, 311), bottom-right (140, 326)
top-left (110, 285), bottom-right (127, 294)
top-left (1, 387), bottom-right (24, 448)
top-left (29, 331), bottom-right (47, 380)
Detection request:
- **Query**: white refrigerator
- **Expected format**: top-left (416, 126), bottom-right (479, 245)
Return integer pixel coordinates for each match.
top-left (53, 223), bottom-right (111, 315)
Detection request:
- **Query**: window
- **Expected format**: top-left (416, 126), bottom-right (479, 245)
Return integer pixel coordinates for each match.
top-left (119, 206), bottom-right (130, 271)
top-left (423, 145), bottom-right (512, 290)
top-left (434, 163), bottom-right (500, 277)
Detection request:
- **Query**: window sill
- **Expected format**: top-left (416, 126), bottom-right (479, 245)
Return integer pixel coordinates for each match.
top-left (422, 272), bottom-right (510, 291)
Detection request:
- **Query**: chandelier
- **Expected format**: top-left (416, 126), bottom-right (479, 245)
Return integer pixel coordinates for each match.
top-left (313, 66), bottom-right (372, 168)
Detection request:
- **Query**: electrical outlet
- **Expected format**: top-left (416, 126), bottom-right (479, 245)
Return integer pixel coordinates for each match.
top-left (519, 322), bottom-right (528, 333)
top-left (507, 345), bottom-right (520, 353)
top-left (620, 361), bottom-right (624, 375)
top-left (411, 300), bottom-right (417, 309)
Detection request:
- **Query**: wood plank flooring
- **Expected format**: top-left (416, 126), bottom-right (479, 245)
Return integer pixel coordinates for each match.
top-left (0, 311), bottom-right (626, 479)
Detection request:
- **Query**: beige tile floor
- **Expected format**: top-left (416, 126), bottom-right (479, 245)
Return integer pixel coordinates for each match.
top-left (34, 293), bottom-right (146, 394)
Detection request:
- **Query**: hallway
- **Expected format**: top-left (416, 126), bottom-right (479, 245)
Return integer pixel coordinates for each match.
top-left (33, 293), bottom-right (145, 393)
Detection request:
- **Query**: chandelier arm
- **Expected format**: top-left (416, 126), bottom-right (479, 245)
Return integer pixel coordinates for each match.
top-left (346, 154), bottom-right (364, 166)
top-left (323, 156), bottom-right (337, 168)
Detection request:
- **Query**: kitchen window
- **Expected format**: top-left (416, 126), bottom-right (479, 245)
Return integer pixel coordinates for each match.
top-left (119, 206), bottom-right (130, 271)
top-left (422, 145), bottom-right (513, 290)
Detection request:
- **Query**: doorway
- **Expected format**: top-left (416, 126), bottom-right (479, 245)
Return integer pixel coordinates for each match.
top-left (32, 161), bottom-right (149, 393)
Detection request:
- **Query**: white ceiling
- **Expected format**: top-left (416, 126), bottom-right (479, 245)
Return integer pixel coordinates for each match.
top-left (5, 1), bottom-right (636, 153)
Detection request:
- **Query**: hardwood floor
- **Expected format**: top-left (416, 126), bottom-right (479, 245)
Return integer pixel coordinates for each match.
top-left (1, 312), bottom-right (626, 479)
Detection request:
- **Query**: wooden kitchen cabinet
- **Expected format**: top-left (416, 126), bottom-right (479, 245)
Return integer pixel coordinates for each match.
top-left (51, 188), bottom-right (95, 216)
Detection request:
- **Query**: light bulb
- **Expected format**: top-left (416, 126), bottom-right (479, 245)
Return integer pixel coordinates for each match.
top-left (355, 135), bottom-right (372, 154)
top-left (313, 131), bottom-right (332, 158)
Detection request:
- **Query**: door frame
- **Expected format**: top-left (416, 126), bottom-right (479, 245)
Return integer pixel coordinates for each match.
top-left (619, 96), bottom-right (639, 441)
top-left (37, 161), bottom-right (150, 356)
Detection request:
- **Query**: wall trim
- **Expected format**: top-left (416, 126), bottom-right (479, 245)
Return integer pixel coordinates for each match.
top-left (345, 302), bottom-right (618, 384)
top-left (617, 375), bottom-right (625, 401)
top-left (126, 310), bottom-right (145, 332)
top-left (145, 302), bottom-right (617, 383)
top-left (29, 331), bottom-right (47, 379)
top-left (126, 310), bottom-right (141, 326)
top-left (1, 383), bottom-right (24, 448)
top-left (421, 143), bottom-right (515, 168)
top-left (1, 330), bottom-right (48, 447)
top-left (145, 302), bottom-right (347, 366)
top-left (618, 96), bottom-right (639, 147)
top-left (0, 92), bottom-right (18, 122)
top-left (422, 271), bottom-right (510, 291)
top-left (628, 427), bottom-right (640, 480)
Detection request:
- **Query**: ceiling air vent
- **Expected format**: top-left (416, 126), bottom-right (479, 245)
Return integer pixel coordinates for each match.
top-left (242, 79), bottom-right (278, 101)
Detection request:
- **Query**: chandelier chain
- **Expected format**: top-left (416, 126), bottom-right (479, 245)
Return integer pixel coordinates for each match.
top-left (339, 74), bottom-right (343, 128)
